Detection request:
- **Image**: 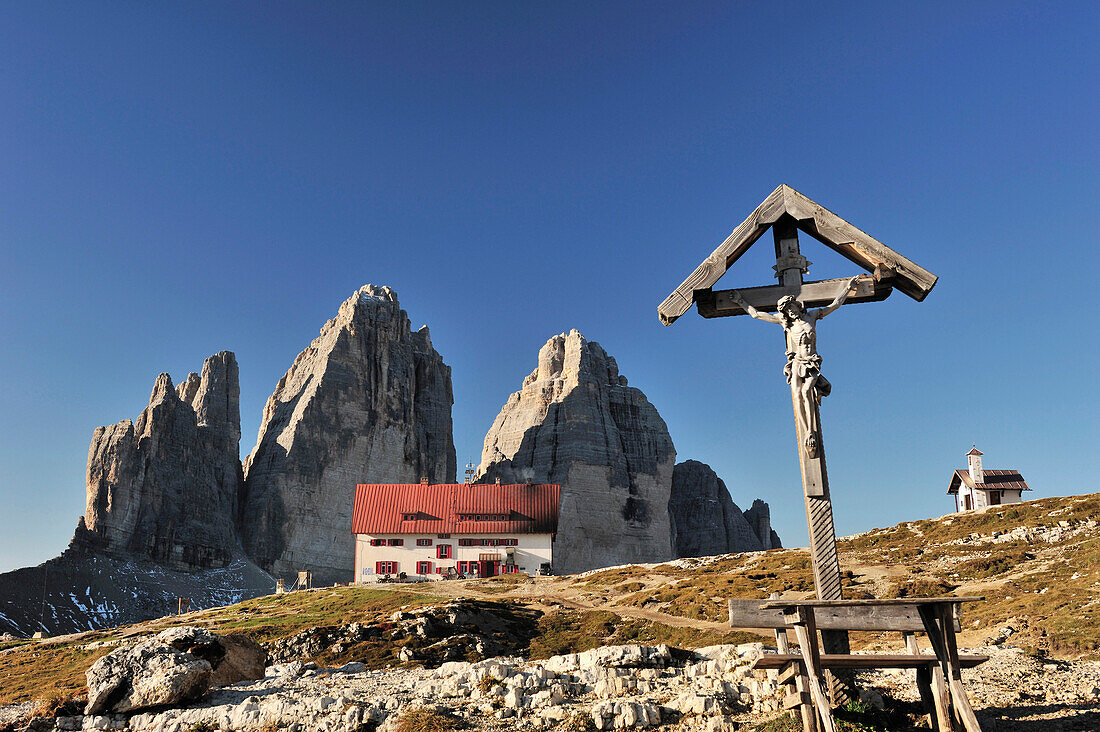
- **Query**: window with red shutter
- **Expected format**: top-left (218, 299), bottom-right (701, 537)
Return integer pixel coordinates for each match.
top-left (416, 538), bottom-right (432, 546)
top-left (436, 544), bottom-right (452, 559)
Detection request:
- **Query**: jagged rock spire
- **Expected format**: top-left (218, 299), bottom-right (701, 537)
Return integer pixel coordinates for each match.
top-left (77, 351), bottom-right (242, 569)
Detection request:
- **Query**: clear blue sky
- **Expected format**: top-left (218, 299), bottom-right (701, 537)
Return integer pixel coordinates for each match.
top-left (1, 2), bottom-right (1097, 572)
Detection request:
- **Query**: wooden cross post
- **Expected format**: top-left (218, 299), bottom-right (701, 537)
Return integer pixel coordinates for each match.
top-left (724, 216), bottom-right (854, 703)
top-left (658, 184), bottom-right (939, 708)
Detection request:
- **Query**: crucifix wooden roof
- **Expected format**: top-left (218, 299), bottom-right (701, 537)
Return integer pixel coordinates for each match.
top-left (658, 185), bottom-right (938, 325)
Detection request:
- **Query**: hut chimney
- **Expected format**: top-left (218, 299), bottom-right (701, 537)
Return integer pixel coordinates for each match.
top-left (420, 476), bottom-right (429, 485)
top-left (494, 477), bottom-right (501, 485)
top-left (966, 447), bottom-right (984, 484)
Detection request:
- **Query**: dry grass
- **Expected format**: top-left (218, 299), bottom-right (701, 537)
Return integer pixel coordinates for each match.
top-left (0, 643), bottom-right (110, 707)
top-left (31, 687), bottom-right (85, 719)
top-left (526, 609), bottom-right (761, 659)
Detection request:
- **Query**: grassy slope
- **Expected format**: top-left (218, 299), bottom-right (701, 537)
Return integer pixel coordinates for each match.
top-left (2, 493), bottom-right (1096, 706)
top-left (0, 588), bottom-right (440, 705)
top-left (592, 493), bottom-right (1100, 658)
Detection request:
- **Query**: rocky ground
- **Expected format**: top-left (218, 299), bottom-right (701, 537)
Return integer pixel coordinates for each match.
top-left (3, 604), bottom-right (1100, 732)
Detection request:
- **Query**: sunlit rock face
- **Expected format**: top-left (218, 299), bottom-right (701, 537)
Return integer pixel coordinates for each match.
top-left (477, 330), bottom-right (675, 575)
top-left (78, 351), bottom-right (243, 569)
top-left (241, 285), bottom-right (456, 585)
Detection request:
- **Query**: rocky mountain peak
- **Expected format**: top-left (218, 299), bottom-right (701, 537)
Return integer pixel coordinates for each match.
top-left (241, 285), bottom-right (456, 585)
top-left (77, 351), bottom-right (243, 570)
top-left (478, 329), bottom-right (675, 574)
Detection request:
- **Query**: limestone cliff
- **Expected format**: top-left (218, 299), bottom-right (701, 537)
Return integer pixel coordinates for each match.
top-left (668, 461), bottom-right (781, 557)
top-left (477, 330), bottom-right (675, 575)
top-left (241, 285), bottom-right (456, 585)
top-left (75, 351), bottom-right (243, 569)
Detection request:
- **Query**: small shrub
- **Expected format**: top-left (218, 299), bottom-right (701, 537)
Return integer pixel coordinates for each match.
top-left (559, 712), bottom-right (599, 732)
top-left (885, 577), bottom-right (957, 599)
top-left (476, 676), bottom-right (502, 695)
top-left (393, 707), bottom-right (467, 732)
top-left (954, 550), bottom-right (1031, 579)
top-left (185, 722), bottom-right (220, 732)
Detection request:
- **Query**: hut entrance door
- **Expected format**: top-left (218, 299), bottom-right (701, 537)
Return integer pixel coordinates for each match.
top-left (478, 554), bottom-right (502, 577)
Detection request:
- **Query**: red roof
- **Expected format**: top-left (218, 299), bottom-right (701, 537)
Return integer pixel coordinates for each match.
top-left (351, 483), bottom-right (560, 535)
top-left (947, 469), bottom-right (1031, 495)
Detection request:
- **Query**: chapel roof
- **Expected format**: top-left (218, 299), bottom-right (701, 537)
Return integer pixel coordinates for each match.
top-left (947, 469), bottom-right (1031, 495)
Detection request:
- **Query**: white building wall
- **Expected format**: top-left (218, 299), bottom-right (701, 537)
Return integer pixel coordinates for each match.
top-left (958, 487), bottom-right (1025, 513)
top-left (353, 532), bottom-right (553, 583)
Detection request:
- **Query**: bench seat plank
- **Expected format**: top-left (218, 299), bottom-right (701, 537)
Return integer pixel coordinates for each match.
top-left (752, 653), bottom-right (988, 670)
top-left (729, 599), bottom-right (961, 632)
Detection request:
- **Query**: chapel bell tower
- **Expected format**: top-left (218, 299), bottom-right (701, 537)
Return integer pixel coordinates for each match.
top-left (967, 447), bottom-right (984, 484)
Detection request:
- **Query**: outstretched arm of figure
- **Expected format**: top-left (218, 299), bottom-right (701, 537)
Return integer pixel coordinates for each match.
top-left (729, 290), bottom-right (783, 324)
top-left (814, 276), bottom-right (861, 321)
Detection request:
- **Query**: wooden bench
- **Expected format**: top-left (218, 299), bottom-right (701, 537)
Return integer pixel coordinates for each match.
top-left (728, 595), bottom-right (987, 732)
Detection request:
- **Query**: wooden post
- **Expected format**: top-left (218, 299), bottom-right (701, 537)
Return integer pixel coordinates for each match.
top-left (773, 219), bottom-right (852, 705)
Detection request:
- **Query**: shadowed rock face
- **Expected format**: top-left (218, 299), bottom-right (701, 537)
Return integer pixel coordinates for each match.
top-left (477, 330), bottom-right (675, 575)
top-left (77, 351), bottom-right (243, 569)
top-left (669, 460), bottom-right (781, 557)
top-left (743, 498), bottom-right (781, 550)
top-left (241, 285), bottom-right (456, 585)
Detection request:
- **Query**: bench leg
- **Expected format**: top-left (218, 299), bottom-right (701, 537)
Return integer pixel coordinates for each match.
top-left (919, 604), bottom-right (982, 732)
top-left (907, 633), bottom-right (938, 730)
top-left (796, 671), bottom-right (818, 732)
top-left (915, 665), bottom-right (940, 730)
top-left (931, 665), bottom-right (955, 731)
top-left (787, 607), bottom-right (836, 732)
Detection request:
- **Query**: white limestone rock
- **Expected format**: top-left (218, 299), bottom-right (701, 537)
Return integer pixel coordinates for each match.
top-left (476, 330), bottom-right (675, 575)
top-left (241, 285), bottom-right (456, 585)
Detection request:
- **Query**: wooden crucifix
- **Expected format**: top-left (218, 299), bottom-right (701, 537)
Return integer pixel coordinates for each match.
top-left (659, 185), bottom-right (937, 703)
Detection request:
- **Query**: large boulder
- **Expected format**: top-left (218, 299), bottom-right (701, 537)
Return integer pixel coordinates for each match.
top-left (85, 627), bottom-right (218, 714)
top-left (669, 460), bottom-right (770, 556)
top-left (85, 626), bottom-right (266, 714)
top-left (477, 330), bottom-right (676, 574)
top-left (210, 634), bottom-right (268, 687)
top-left (74, 351), bottom-right (243, 569)
top-left (241, 285), bottom-right (456, 585)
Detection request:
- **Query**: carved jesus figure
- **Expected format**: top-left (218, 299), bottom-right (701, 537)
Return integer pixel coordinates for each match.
top-left (730, 276), bottom-right (860, 457)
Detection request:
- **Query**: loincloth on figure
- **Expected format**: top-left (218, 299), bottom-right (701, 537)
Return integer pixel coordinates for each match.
top-left (785, 354), bottom-right (832, 400)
